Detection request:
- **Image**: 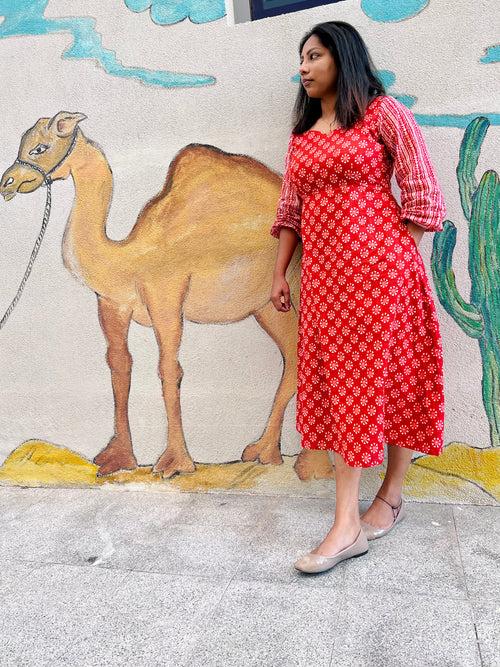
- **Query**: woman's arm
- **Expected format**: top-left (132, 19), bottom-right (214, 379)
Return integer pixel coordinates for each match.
top-left (271, 228), bottom-right (299, 311)
top-left (270, 135), bottom-right (302, 312)
top-left (379, 95), bottom-right (447, 238)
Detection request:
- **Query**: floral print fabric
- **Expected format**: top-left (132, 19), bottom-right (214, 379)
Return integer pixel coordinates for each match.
top-left (271, 95), bottom-right (446, 467)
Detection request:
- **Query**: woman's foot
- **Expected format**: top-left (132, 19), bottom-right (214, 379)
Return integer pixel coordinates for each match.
top-left (311, 522), bottom-right (363, 557)
top-left (294, 527), bottom-right (368, 573)
top-left (360, 493), bottom-right (402, 530)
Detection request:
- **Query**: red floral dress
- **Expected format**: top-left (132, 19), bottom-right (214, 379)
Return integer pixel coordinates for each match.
top-left (270, 95), bottom-right (446, 468)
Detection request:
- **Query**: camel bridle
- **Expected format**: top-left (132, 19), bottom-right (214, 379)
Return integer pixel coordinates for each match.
top-left (0, 131), bottom-right (78, 331)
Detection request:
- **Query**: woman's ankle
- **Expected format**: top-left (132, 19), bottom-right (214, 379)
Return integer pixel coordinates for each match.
top-left (376, 484), bottom-right (403, 506)
top-left (331, 517), bottom-right (361, 533)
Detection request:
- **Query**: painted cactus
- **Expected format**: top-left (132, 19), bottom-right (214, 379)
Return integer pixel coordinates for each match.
top-left (431, 117), bottom-right (500, 447)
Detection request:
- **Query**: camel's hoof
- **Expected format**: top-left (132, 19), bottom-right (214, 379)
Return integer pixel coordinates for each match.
top-left (94, 457), bottom-right (138, 476)
top-left (241, 442), bottom-right (283, 466)
top-left (152, 452), bottom-right (196, 478)
top-left (93, 443), bottom-right (138, 476)
top-left (294, 450), bottom-right (335, 480)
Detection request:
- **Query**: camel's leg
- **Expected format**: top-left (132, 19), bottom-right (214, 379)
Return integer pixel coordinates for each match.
top-left (93, 297), bottom-right (138, 475)
top-left (294, 449), bottom-right (335, 481)
top-left (242, 300), bottom-right (335, 480)
top-left (142, 280), bottom-right (195, 478)
top-left (241, 301), bottom-right (297, 466)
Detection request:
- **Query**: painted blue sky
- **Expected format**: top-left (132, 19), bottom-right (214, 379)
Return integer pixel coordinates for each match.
top-left (0, 0), bottom-right (215, 88)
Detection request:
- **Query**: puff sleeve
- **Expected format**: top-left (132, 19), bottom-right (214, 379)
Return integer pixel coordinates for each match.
top-left (378, 95), bottom-right (446, 232)
top-left (270, 135), bottom-right (302, 239)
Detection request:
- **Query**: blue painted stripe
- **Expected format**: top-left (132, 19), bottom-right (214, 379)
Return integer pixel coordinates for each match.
top-left (415, 114), bottom-right (500, 128)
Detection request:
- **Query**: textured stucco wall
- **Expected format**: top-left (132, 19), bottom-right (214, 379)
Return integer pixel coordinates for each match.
top-left (0, 0), bottom-right (498, 499)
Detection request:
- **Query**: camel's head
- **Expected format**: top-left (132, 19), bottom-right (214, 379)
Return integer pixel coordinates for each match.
top-left (1, 111), bottom-right (87, 201)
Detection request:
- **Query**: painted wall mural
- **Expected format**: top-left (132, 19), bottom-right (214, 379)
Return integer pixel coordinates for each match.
top-left (123, 0), bottom-right (433, 25)
top-left (0, 0), bottom-right (498, 503)
top-left (125, 0), bottom-right (226, 24)
top-left (0, 111), bottom-right (331, 483)
top-left (0, 0), bottom-right (215, 88)
top-left (1, 109), bottom-right (498, 501)
top-left (361, 0), bottom-right (428, 22)
top-left (481, 45), bottom-right (500, 64)
top-left (431, 117), bottom-right (500, 449)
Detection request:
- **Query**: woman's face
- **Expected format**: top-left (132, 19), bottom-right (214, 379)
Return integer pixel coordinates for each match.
top-left (299, 35), bottom-right (338, 99)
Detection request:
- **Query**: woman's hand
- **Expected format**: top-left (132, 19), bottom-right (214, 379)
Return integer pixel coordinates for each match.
top-left (271, 273), bottom-right (291, 312)
top-left (405, 220), bottom-right (425, 247)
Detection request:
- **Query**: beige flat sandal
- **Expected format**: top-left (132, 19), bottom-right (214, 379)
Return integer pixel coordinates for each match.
top-left (360, 494), bottom-right (406, 541)
top-left (294, 528), bottom-right (369, 574)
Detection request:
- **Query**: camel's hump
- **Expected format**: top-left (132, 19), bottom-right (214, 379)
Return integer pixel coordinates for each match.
top-left (129, 142), bottom-right (282, 238)
top-left (167, 143), bottom-right (282, 183)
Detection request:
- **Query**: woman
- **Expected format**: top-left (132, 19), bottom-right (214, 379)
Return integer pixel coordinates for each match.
top-left (270, 21), bottom-right (446, 574)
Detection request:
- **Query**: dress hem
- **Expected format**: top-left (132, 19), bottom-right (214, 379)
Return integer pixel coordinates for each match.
top-left (299, 438), bottom-right (444, 469)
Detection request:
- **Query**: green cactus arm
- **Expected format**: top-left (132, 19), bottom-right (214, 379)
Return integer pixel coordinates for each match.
top-left (471, 170), bottom-right (500, 448)
top-left (479, 344), bottom-right (500, 448)
top-left (457, 117), bottom-right (490, 221)
top-left (431, 220), bottom-right (484, 338)
top-left (469, 169), bottom-right (500, 310)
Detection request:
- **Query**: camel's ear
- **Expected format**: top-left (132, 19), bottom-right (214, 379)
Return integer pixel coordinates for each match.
top-left (48, 111), bottom-right (87, 138)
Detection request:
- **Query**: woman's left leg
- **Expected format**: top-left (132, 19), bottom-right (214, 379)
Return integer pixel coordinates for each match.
top-left (312, 451), bottom-right (362, 556)
top-left (360, 445), bottom-right (412, 528)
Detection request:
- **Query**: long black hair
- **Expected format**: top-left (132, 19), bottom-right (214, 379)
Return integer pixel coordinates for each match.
top-left (293, 21), bottom-right (385, 134)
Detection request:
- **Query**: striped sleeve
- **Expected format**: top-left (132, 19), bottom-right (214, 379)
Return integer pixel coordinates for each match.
top-left (378, 95), bottom-right (446, 232)
top-left (270, 135), bottom-right (302, 239)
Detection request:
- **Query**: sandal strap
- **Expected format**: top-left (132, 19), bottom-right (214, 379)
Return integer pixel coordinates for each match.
top-left (375, 494), bottom-right (402, 520)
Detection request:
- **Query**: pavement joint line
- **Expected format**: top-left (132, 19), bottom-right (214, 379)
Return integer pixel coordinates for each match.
top-left (472, 621), bottom-right (485, 667)
top-left (0, 556), bottom-right (237, 583)
top-left (451, 505), bottom-right (473, 600)
top-left (453, 503), bottom-right (491, 667)
top-left (1, 555), bottom-right (482, 604)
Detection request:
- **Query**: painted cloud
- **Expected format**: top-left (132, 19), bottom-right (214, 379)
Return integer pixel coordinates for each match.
top-left (361, 0), bottom-right (429, 22)
top-left (480, 45), bottom-right (500, 64)
top-left (125, 0), bottom-right (226, 25)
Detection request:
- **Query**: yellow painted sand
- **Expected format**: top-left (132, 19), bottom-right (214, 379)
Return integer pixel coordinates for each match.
top-left (0, 439), bottom-right (497, 503)
top-left (412, 442), bottom-right (500, 501)
top-left (0, 440), bottom-right (98, 487)
top-left (100, 460), bottom-right (267, 491)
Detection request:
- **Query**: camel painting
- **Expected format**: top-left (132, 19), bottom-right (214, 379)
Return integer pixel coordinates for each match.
top-left (0, 111), bottom-right (334, 481)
